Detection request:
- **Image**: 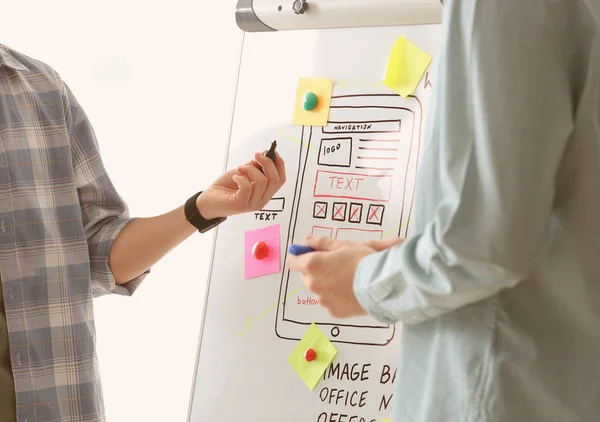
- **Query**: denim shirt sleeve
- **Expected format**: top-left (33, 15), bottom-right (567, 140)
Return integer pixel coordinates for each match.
top-left (354, 0), bottom-right (574, 325)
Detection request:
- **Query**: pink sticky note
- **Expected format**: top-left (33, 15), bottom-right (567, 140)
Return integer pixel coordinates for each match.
top-left (245, 224), bottom-right (281, 279)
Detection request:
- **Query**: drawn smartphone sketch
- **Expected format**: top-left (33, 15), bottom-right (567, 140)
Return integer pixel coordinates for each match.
top-left (275, 93), bottom-right (424, 346)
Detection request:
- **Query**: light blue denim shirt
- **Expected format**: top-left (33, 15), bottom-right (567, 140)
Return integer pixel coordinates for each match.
top-left (354, 0), bottom-right (600, 421)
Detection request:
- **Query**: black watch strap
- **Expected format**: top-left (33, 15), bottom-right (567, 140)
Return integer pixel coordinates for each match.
top-left (184, 191), bottom-right (226, 233)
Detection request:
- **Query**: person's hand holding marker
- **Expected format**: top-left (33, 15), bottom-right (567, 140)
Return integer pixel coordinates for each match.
top-left (197, 141), bottom-right (286, 219)
top-left (287, 236), bottom-right (404, 318)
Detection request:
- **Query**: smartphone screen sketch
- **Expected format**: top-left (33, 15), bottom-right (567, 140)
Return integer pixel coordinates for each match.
top-left (275, 93), bottom-right (424, 346)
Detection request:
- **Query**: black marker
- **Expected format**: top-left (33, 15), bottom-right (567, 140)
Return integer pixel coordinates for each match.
top-left (259, 141), bottom-right (277, 174)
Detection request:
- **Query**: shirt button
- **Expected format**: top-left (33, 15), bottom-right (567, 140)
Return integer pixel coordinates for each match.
top-left (16, 354), bottom-right (22, 366)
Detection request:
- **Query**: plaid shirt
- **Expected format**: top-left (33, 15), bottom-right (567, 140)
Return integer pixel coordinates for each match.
top-left (0, 44), bottom-right (147, 421)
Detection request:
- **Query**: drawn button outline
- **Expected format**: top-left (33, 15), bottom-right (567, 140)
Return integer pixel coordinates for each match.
top-left (348, 203), bottom-right (363, 224)
top-left (332, 202), bottom-right (347, 222)
top-left (313, 201), bottom-right (328, 219)
top-left (312, 226), bottom-right (334, 238)
top-left (261, 197), bottom-right (286, 213)
top-left (366, 204), bottom-right (385, 226)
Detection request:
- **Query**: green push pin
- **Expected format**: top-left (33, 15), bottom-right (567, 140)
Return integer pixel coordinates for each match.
top-left (303, 92), bottom-right (318, 111)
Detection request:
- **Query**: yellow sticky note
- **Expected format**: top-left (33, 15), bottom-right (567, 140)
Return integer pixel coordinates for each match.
top-left (383, 36), bottom-right (432, 98)
top-left (292, 77), bottom-right (333, 127)
top-left (288, 323), bottom-right (338, 390)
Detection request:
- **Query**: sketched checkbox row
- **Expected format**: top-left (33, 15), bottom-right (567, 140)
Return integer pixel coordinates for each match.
top-left (312, 201), bottom-right (385, 225)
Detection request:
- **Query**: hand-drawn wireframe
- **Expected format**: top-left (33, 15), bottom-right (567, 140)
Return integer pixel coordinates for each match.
top-left (276, 93), bottom-right (424, 346)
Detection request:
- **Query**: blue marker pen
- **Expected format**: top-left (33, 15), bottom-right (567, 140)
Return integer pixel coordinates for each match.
top-left (288, 244), bottom-right (314, 255)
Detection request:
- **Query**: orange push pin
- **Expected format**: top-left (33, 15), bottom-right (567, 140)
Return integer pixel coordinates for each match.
top-left (304, 348), bottom-right (316, 362)
top-left (252, 241), bottom-right (269, 260)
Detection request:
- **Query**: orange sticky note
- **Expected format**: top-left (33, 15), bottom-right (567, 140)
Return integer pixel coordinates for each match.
top-left (383, 36), bottom-right (432, 98)
top-left (292, 77), bottom-right (333, 127)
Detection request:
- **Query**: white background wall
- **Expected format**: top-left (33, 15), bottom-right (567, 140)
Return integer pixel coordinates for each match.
top-left (4, 1), bottom-right (242, 421)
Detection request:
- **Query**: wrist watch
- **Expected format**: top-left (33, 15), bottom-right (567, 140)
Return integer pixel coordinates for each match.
top-left (184, 191), bottom-right (227, 233)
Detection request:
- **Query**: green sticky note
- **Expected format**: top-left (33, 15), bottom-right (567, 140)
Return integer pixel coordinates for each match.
top-left (383, 35), bottom-right (432, 98)
top-left (288, 323), bottom-right (338, 391)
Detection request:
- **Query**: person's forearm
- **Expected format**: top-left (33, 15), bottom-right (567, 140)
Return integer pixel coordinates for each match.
top-left (109, 206), bottom-right (197, 284)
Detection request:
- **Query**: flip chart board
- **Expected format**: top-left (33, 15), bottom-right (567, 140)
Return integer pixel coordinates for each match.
top-left (188, 24), bottom-right (442, 421)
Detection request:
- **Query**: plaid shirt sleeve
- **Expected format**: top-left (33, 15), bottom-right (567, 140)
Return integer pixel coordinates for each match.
top-left (60, 77), bottom-right (149, 297)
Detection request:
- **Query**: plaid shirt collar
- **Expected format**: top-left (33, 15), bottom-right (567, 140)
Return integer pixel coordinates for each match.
top-left (0, 45), bottom-right (29, 72)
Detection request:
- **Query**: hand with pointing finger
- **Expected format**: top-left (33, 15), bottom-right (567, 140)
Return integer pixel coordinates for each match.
top-left (196, 150), bottom-right (286, 220)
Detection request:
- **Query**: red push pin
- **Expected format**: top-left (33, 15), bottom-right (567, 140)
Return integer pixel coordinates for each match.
top-left (304, 348), bottom-right (317, 362)
top-left (252, 241), bottom-right (269, 260)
